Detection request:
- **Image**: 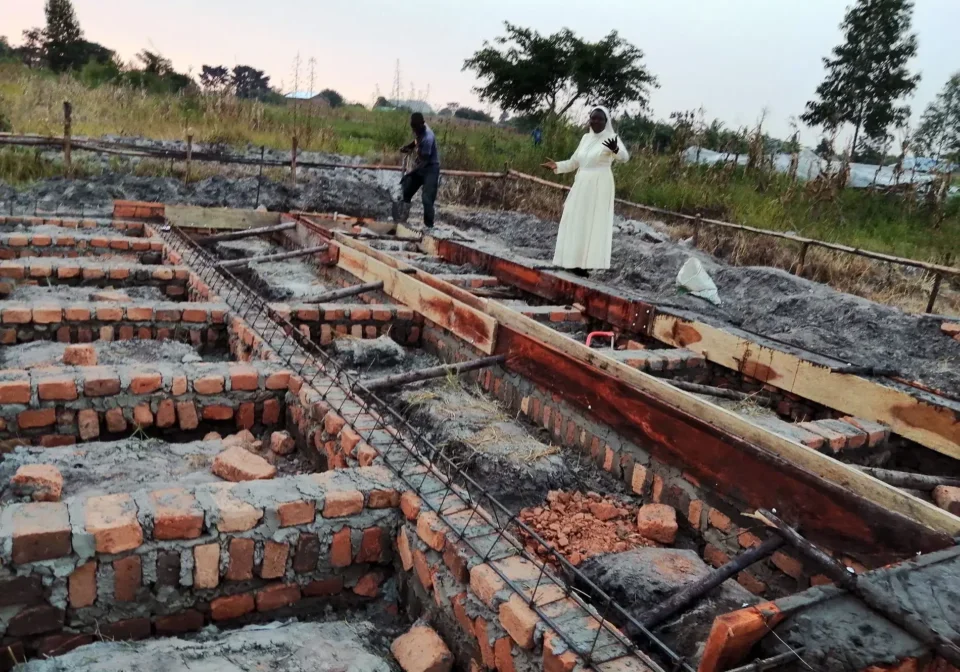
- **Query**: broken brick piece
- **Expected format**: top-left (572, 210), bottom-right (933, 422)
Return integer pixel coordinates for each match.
top-left (636, 503), bottom-right (678, 544)
top-left (270, 430), bottom-right (296, 455)
top-left (212, 445), bottom-right (277, 482)
top-left (11, 464), bottom-right (63, 502)
top-left (391, 625), bottom-right (454, 672)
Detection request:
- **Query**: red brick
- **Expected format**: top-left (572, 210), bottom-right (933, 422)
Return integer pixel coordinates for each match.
top-left (354, 571), bottom-right (383, 597)
top-left (368, 489), bottom-right (400, 509)
top-left (265, 370), bottom-right (291, 390)
top-left (77, 408), bottom-right (100, 439)
top-left (324, 411), bottom-right (346, 435)
top-left (176, 400), bottom-right (199, 430)
top-left (303, 577), bottom-right (344, 597)
top-left (105, 407), bottom-right (127, 433)
top-left (151, 488), bottom-right (203, 540)
top-left (154, 609), bottom-right (204, 636)
top-left (226, 538), bottom-right (255, 581)
top-left (500, 594), bottom-right (540, 648)
top-left (391, 625), bottom-right (453, 672)
top-left (262, 398), bottom-right (281, 425)
top-left (229, 365), bottom-right (258, 391)
top-left (703, 543), bottom-right (730, 568)
top-left (213, 445), bottom-right (277, 482)
top-left (323, 489), bottom-right (363, 517)
top-left (400, 491), bottom-right (422, 520)
top-left (476, 618), bottom-right (496, 669)
top-left (256, 583), bottom-right (301, 611)
top-left (2, 306), bottom-right (31, 324)
top-left (133, 404), bottom-right (153, 427)
top-left (181, 307), bottom-right (207, 323)
top-left (11, 464), bottom-right (63, 502)
top-left (211, 593), bottom-right (255, 621)
top-left (737, 571), bottom-right (768, 596)
top-left (270, 430), bottom-right (296, 455)
top-left (113, 555), bottom-right (142, 602)
top-left (772, 551), bottom-right (805, 579)
top-left (397, 527), bottom-right (414, 571)
top-left (293, 533), bottom-right (320, 573)
top-left (6, 604), bottom-right (65, 637)
top-left (36, 633), bottom-right (95, 658)
top-left (95, 306), bottom-right (123, 321)
top-left (331, 527), bottom-right (353, 568)
top-left (10, 502), bottom-right (72, 564)
top-left (202, 404), bottom-right (234, 421)
top-left (544, 631), bottom-right (580, 672)
top-left (69, 562), bottom-right (97, 608)
top-left (636, 504), bottom-right (678, 544)
top-left (708, 508), bottom-right (733, 532)
top-left (278, 500), bottom-right (316, 527)
top-left (193, 542), bottom-right (220, 589)
top-left (210, 483), bottom-right (263, 532)
top-left (83, 369), bottom-right (121, 396)
top-left (194, 375), bottom-right (225, 394)
top-left (417, 512), bottom-right (447, 552)
top-left (18, 408), bottom-right (56, 429)
top-left (261, 541), bottom-right (289, 579)
top-left (156, 399), bottom-right (175, 427)
top-left (85, 493), bottom-right (143, 553)
top-left (32, 305), bottom-right (62, 324)
top-left (356, 527), bottom-right (385, 563)
top-left (0, 379), bottom-right (30, 403)
top-left (129, 371), bottom-right (162, 394)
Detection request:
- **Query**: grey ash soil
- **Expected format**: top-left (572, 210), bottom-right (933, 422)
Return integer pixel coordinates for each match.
top-left (438, 206), bottom-right (960, 398)
top-left (0, 339), bottom-right (207, 369)
top-left (5, 284), bottom-right (166, 302)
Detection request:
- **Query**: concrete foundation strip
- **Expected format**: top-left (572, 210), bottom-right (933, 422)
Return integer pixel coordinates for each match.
top-left (216, 244), bottom-right (329, 269)
top-left (357, 355), bottom-right (507, 392)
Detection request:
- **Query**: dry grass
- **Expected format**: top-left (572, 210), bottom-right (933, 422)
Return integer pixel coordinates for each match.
top-left (465, 423), bottom-right (559, 462)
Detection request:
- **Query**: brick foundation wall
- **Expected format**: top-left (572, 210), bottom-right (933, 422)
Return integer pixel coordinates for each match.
top-left (0, 362), bottom-right (290, 448)
top-left (0, 260), bottom-right (191, 300)
top-left (422, 324), bottom-right (831, 598)
top-left (0, 301), bottom-right (230, 349)
top-left (0, 232), bottom-right (161, 261)
top-left (0, 216), bottom-right (146, 236)
top-left (275, 302), bottom-right (422, 346)
top-left (0, 466), bottom-right (402, 664)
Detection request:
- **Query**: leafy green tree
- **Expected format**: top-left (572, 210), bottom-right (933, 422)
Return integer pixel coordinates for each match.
top-left (801, 0), bottom-right (920, 151)
top-left (137, 50), bottom-right (173, 76)
top-left (454, 107), bottom-right (493, 122)
top-left (16, 28), bottom-right (47, 68)
top-left (814, 138), bottom-right (834, 159)
top-left (319, 88), bottom-right (344, 107)
top-left (914, 72), bottom-right (960, 162)
top-left (200, 65), bottom-right (231, 92)
top-left (44, 0), bottom-right (83, 72)
top-left (463, 23), bottom-right (658, 117)
top-left (232, 65), bottom-right (272, 100)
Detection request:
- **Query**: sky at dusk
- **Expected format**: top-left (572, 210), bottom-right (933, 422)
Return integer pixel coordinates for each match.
top-left (4, 0), bottom-right (959, 143)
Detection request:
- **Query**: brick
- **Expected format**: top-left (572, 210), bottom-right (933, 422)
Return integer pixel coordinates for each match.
top-left (293, 533), bottom-right (321, 573)
top-left (11, 464), bottom-right (63, 502)
top-left (213, 445), bottom-right (277, 482)
top-left (737, 571), bottom-right (767, 596)
top-left (156, 551), bottom-right (181, 587)
top-left (475, 618), bottom-right (496, 669)
top-left (64, 305), bottom-right (92, 321)
top-left (340, 426), bottom-right (361, 455)
top-left (261, 540), bottom-right (289, 579)
top-left (470, 563), bottom-right (505, 608)
top-left (323, 489), bottom-right (364, 517)
top-left (77, 408), bottom-right (100, 439)
top-left (154, 609), bottom-right (204, 636)
top-left (331, 527), bottom-right (353, 568)
top-left (0, 379), bottom-right (30, 403)
top-left (303, 576), bottom-right (344, 597)
top-left (36, 633), bottom-right (94, 658)
top-left (226, 538), bottom-right (255, 581)
top-left (85, 493), bottom-right (143, 553)
top-left (6, 604), bottom-right (64, 637)
top-left (703, 543), bottom-right (730, 568)
top-left (18, 408), bottom-right (57, 429)
top-left (933, 486), bottom-right (960, 515)
top-left (9, 502), bottom-right (71, 563)
top-left (202, 404), bottom-right (234, 421)
top-left (278, 500), bottom-right (316, 527)
top-left (840, 417), bottom-right (890, 447)
top-left (544, 631), bottom-right (580, 672)
top-left (194, 375), bottom-right (225, 394)
top-left (95, 306), bottom-right (123, 321)
top-left (209, 483), bottom-right (263, 532)
top-left (368, 489), bottom-right (400, 509)
top-left (229, 365), bottom-right (258, 391)
top-left (194, 542), bottom-right (221, 589)
top-left (211, 593), bottom-right (255, 621)
top-left (772, 551), bottom-right (805, 579)
top-left (133, 404), bottom-right (153, 427)
top-left (636, 504), bottom-right (678, 544)
top-left (495, 638), bottom-right (518, 672)
top-left (0, 575), bottom-right (44, 608)
top-left (262, 398), bottom-right (281, 425)
top-left (500, 593), bottom-right (540, 648)
top-left (687, 499), bottom-right (704, 528)
top-left (265, 370), bottom-right (291, 390)
top-left (129, 371), bottom-right (162, 394)
top-left (151, 488), bottom-right (203, 540)
top-left (738, 530), bottom-right (762, 548)
top-left (270, 430), bottom-right (296, 455)
top-left (83, 369), bottom-right (121, 396)
top-left (69, 561), bottom-right (97, 608)
top-left (391, 625), bottom-right (453, 672)
top-left (2, 306), bottom-right (31, 324)
top-left (630, 464), bottom-right (648, 495)
top-left (32, 305), bottom-right (62, 324)
top-left (708, 507), bottom-right (733, 532)
top-left (176, 400), bottom-right (199, 430)
top-left (113, 555), bottom-right (142, 602)
top-left (105, 407), bottom-right (127, 433)
top-left (357, 527), bottom-right (385, 563)
top-left (397, 527), bottom-right (414, 571)
top-left (38, 375), bottom-right (77, 401)
top-left (417, 512), bottom-right (447, 552)
top-left (354, 571), bottom-right (383, 597)
top-left (400, 491), bottom-right (422, 520)
top-left (324, 411), bottom-right (346, 435)
top-left (257, 583), bottom-right (301, 611)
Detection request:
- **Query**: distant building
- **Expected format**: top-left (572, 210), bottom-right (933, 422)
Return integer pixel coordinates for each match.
top-left (285, 92), bottom-right (331, 109)
top-left (374, 99), bottom-right (435, 115)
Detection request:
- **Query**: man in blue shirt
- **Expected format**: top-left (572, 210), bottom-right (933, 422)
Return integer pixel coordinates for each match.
top-left (398, 113), bottom-right (441, 228)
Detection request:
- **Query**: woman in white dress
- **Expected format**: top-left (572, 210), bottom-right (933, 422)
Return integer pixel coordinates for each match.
top-left (542, 106), bottom-right (629, 278)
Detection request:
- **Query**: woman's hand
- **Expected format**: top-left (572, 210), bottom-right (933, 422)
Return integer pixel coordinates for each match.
top-left (541, 159), bottom-right (557, 171)
top-left (602, 136), bottom-right (619, 154)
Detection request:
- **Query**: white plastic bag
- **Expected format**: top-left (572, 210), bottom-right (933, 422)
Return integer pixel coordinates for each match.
top-left (677, 258), bottom-right (722, 306)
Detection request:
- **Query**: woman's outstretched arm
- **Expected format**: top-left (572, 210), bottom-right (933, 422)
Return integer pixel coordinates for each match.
top-left (554, 137), bottom-right (584, 174)
top-left (614, 138), bottom-right (630, 163)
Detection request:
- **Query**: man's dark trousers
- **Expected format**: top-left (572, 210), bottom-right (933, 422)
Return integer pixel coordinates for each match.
top-left (401, 165), bottom-right (440, 227)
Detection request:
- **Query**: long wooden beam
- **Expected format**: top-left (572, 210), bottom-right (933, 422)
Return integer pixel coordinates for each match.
top-left (217, 244), bottom-right (328, 269)
top-left (166, 205), bottom-right (281, 231)
top-left (650, 311), bottom-right (960, 459)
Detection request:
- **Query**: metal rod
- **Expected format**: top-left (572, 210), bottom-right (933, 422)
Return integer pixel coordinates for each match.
top-left (291, 136), bottom-right (298, 187)
top-left (668, 380), bottom-right (776, 406)
top-left (635, 536), bottom-right (784, 630)
top-left (197, 222), bottom-right (296, 245)
top-left (185, 134), bottom-right (193, 182)
top-left (216, 244), bottom-right (328, 269)
top-left (856, 466), bottom-right (960, 492)
top-left (305, 281), bottom-right (383, 303)
top-left (726, 648), bottom-right (807, 672)
top-left (757, 509), bottom-right (960, 667)
top-left (256, 145), bottom-right (264, 208)
top-left (358, 355), bottom-right (506, 391)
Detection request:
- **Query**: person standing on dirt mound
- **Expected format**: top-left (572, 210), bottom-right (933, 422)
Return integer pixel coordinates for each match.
top-left (399, 112), bottom-right (441, 228)
top-left (542, 106), bottom-right (629, 278)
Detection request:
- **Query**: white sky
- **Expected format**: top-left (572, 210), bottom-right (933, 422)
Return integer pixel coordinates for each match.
top-left (4, 0), bottom-right (959, 144)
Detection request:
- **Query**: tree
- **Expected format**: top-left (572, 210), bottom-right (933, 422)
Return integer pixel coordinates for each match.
top-left (137, 50), bottom-right (173, 76)
top-left (801, 0), bottom-right (920, 152)
top-left (16, 28), bottom-right (47, 68)
top-left (914, 72), bottom-right (960, 163)
top-left (454, 107), bottom-right (493, 122)
top-left (232, 65), bottom-right (271, 100)
top-left (200, 65), bottom-right (231, 92)
top-left (373, 96), bottom-right (393, 109)
top-left (463, 23), bottom-right (658, 118)
top-left (814, 138), bottom-right (834, 159)
top-left (318, 88), bottom-right (344, 107)
top-left (44, 0), bottom-right (84, 72)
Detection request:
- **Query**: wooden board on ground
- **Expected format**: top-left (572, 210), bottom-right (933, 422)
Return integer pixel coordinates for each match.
top-left (484, 300), bottom-right (960, 537)
top-left (166, 205), bottom-right (281, 231)
top-left (651, 311), bottom-right (960, 461)
top-left (335, 241), bottom-right (498, 355)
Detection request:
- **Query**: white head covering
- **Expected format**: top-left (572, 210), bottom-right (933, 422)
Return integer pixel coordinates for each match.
top-left (588, 105), bottom-right (617, 141)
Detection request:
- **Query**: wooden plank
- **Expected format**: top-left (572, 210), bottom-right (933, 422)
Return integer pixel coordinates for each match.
top-left (166, 205), bottom-right (281, 231)
top-left (485, 301), bottom-right (960, 536)
top-left (651, 311), bottom-right (960, 460)
top-left (335, 242), bottom-right (498, 355)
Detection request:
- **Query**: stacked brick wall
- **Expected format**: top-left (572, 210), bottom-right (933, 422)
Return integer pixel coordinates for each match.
top-left (422, 324), bottom-right (833, 598)
top-left (0, 301), bottom-right (230, 349)
top-left (0, 362), bottom-right (290, 448)
top-left (275, 302), bottom-right (421, 346)
top-left (0, 466), bottom-right (401, 665)
top-left (0, 216), bottom-right (146, 236)
top-left (0, 232), bottom-right (161, 261)
top-left (0, 260), bottom-right (191, 299)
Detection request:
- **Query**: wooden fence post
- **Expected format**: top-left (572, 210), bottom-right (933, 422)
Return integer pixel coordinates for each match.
top-left (500, 162), bottom-right (508, 210)
top-left (795, 241), bottom-right (810, 276)
top-left (63, 101), bottom-right (72, 178)
top-left (291, 136), bottom-right (298, 187)
top-left (926, 253), bottom-right (952, 314)
top-left (185, 134), bottom-right (193, 182)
